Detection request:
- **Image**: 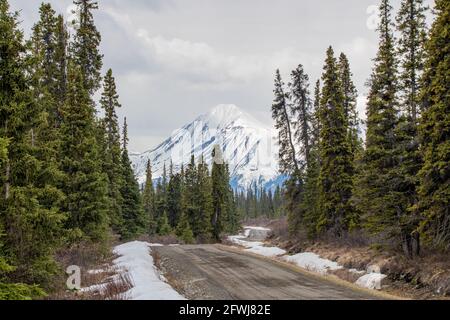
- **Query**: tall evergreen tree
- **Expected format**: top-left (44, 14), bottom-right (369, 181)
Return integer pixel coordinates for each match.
top-left (311, 80), bottom-right (321, 148)
top-left (317, 47), bottom-right (354, 236)
top-left (175, 211), bottom-right (194, 244)
top-left (195, 157), bottom-right (213, 241)
top-left (157, 210), bottom-right (172, 236)
top-left (272, 69), bottom-right (303, 235)
top-left (272, 69), bottom-right (300, 176)
top-left (356, 0), bottom-right (420, 256)
top-left (391, 0), bottom-right (429, 257)
top-left (416, 0), bottom-right (449, 251)
top-left (70, 0), bottom-right (103, 95)
top-left (60, 63), bottom-right (109, 242)
top-left (301, 80), bottom-right (322, 237)
top-left (120, 118), bottom-right (146, 239)
top-left (100, 69), bottom-right (124, 232)
top-left (338, 53), bottom-right (362, 157)
top-left (288, 64), bottom-right (312, 168)
top-left (155, 163), bottom-right (168, 219)
top-left (167, 170), bottom-right (183, 228)
top-left (1, 0), bottom-right (65, 287)
top-left (142, 160), bottom-right (156, 234)
top-left (397, 0), bottom-right (429, 122)
top-left (53, 14), bottom-right (68, 119)
top-left (182, 156), bottom-right (198, 236)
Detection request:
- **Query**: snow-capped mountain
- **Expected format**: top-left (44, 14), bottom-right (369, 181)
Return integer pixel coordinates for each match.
top-left (130, 104), bottom-right (285, 191)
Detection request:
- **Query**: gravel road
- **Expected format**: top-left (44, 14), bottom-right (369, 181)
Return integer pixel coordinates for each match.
top-left (152, 244), bottom-right (384, 300)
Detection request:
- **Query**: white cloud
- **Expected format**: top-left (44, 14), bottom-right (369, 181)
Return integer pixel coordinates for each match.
top-left (102, 6), bottom-right (314, 86)
top-left (135, 29), bottom-right (313, 85)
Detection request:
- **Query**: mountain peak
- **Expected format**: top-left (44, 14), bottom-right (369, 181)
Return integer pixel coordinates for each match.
top-left (130, 104), bottom-right (282, 191)
top-left (204, 104), bottom-right (243, 128)
top-left (210, 104), bottom-right (241, 115)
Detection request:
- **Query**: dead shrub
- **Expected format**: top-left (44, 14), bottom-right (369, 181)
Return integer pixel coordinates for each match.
top-left (86, 273), bottom-right (133, 300)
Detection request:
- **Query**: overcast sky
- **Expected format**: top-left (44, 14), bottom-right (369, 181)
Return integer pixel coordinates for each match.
top-left (11, 0), bottom-right (435, 152)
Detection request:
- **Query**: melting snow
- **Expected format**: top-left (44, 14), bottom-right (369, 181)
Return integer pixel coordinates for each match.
top-left (229, 226), bottom-right (387, 291)
top-left (229, 227), bottom-right (286, 257)
top-left (283, 253), bottom-right (343, 275)
top-left (113, 241), bottom-right (185, 300)
top-left (355, 273), bottom-right (387, 290)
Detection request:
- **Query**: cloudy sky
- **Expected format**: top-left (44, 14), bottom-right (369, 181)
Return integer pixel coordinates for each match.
top-left (11, 0), bottom-right (435, 152)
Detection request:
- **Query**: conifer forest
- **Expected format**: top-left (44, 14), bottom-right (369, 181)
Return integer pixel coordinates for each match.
top-left (0, 0), bottom-right (448, 302)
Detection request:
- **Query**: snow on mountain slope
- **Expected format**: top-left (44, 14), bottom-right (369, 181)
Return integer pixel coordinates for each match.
top-left (130, 104), bottom-right (284, 191)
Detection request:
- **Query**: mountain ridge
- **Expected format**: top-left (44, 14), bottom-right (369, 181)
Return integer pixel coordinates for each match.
top-left (130, 104), bottom-right (284, 191)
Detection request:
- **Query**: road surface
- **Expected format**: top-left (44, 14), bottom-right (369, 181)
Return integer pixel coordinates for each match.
top-left (152, 244), bottom-right (384, 300)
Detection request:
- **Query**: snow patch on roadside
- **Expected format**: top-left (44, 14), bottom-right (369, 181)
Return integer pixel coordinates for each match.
top-left (228, 226), bottom-right (388, 291)
top-left (355, 273), bottom-right (387, 290)
top-left (283, 252), bottom-right (342, 275)
top-left (229, 228), bottom-right (286, 257)
top-left (243, 226), bottom-right (271, 231)
top-left (113, 241), bottom-right (185, 300)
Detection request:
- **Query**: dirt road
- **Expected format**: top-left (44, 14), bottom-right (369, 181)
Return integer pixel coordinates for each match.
top-left (153, 244), bottom-right (385, 300)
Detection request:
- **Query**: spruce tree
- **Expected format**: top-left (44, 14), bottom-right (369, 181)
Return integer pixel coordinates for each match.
top-left (397, 0), bottom-right (429, 122)
top-left (223, 165), bottom-right (239, 234)
top-left (176, 212), bottom-right (195, 244)
top-left (167, 170), bottom-right (183, 228)
top-left (0, 0), bottom-right (65, 287)
top-left (155, 163), bottom-right (168, 219)
top-left (70, 0), bottom-right (103, 95)
top-left (272, 69), bottom-right (300, 175)
top-left (142, 160), bottom-right (156, 234)
top-left (416, 0), bottom-right (449, 251)
top-left (195, 157), bottom-right (213, 241)
top-left (317, 46), bottom-right (354, 236)
top-left (120, 118), bottom-right (146, 239)
top-left (272, 69), bottom-right (303, 235)
top-left (0, 123), bottom-right (44, 299)
top-left (391, 0), bottom-right (429, 255)
top-left (157, 211), bottom-right (172, 236)
top-left (356, 0), bottom-right (420, 256)
top-left (302, 80), bottom-right (322, 237)
top-left (288, 64), bottom-right (312, 168)
top-left (311, 80), bottom-right (321, 147)
top-left (338, 53), bottom-right (362, 157)
top-left (182, 156), bottom-right (198, 235)
top-left (53, 14), bottom-right (68, 118)
top-left (60, 63), bottom-right (109, 242)
top-left (100, 69), bottom-right (124, 232)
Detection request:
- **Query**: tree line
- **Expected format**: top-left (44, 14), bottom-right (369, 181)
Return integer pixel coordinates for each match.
top-left (0, 0), bottom-right (150, 299)
top-left (235, 185), bottom-right (285, 220)
top-left (142, 147), bottom-right (239, 244)
top-left (272, 0), bottom-right (449, 257)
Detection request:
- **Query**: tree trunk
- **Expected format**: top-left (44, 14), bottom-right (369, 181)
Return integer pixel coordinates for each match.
top-left (402, 232), bottom-right (413, 259)
top-left (5, 160), bottom-right (10, 200)
top-left (412, 231), bottom-right (420, 257)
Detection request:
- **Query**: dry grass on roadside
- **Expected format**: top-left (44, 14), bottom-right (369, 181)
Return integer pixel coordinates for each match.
top-left (86, 273), bottom-right (134, 300)
top-left (47, 236), bottom-right (133, 300)
top-left (138, 234), bottom-right (181, 245)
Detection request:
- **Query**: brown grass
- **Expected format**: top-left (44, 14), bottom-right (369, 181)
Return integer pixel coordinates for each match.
top-left (47, 235), bottom-right (134, 300)
top-left (86, 273), bottom-right (133, 300)
top-left (137, 234), bottom-right (181, 245)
